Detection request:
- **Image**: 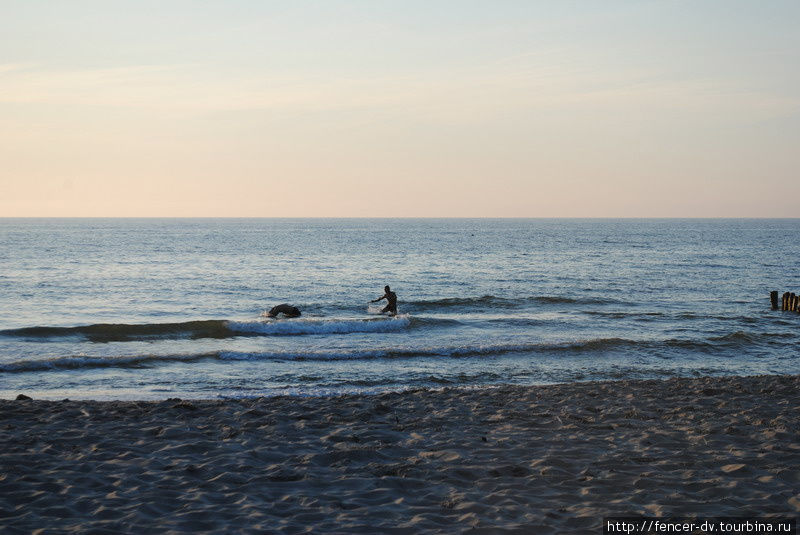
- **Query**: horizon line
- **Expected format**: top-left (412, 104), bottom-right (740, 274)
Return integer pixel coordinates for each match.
top-left (2, 216), bottom-right (799, 220)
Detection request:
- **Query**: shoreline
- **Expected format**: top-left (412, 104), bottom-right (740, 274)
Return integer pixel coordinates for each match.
top-left (2, 374), bottom-right (798, 533)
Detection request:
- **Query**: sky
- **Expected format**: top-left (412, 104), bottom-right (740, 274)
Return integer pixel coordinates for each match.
top-left (1, 0), bottom-right (798, 217)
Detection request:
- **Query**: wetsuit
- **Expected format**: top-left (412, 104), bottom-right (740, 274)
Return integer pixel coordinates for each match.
top-left (378, 291), bottom-right (397, 315)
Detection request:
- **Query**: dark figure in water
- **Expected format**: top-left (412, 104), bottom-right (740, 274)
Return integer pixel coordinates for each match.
top-left (266, 304), bottom-right (301, 318)
top-left (371, 285), bottom-right (398, 316)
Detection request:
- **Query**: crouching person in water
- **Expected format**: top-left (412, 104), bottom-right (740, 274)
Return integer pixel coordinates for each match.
top-left (266, 304), bottom-right (301, 318)
top-left (371, 285), bottom-right (397, 316)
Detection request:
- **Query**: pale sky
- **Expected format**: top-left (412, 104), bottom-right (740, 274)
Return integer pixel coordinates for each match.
top-left (1, 1), bottom-right (798, 217)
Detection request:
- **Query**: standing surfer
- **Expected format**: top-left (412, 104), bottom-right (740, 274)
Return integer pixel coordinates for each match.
top-left (371, 285), bottom-right (398, 316)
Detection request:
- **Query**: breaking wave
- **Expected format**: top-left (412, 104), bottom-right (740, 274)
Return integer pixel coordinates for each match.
top-left (0, 332), bottom-right (770, 374)
top-left (0, 316), bottom-right (415, 342)
top-left (1, 320), bottom-right (231, 342)
top-left (227, 316), bottom-right (411, 335)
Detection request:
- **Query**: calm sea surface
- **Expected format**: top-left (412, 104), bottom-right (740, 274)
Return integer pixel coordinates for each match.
top-left (0, 218), bottom-right (798, 400)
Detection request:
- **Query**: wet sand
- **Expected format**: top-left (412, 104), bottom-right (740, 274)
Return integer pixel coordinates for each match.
top-left (1, 375), bottom-right (798, 534)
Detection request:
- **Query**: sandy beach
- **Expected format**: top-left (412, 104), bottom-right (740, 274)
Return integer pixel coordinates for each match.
top-left (1, 374), bottom-right (798, 534)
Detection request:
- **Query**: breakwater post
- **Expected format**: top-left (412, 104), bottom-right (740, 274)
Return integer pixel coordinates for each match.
top-left (777, 291), bottom-right (800, 312)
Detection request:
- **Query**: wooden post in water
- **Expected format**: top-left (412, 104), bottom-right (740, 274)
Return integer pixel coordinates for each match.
top-left (776, 291), bottom-right (800, 312)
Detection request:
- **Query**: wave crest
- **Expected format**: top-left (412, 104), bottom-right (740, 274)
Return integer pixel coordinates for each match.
top-left (228, 316), bottom-right (411, 336)
top-left (407, 295), bottom-right (628, 310)
top-left (0, 320), bottom-right (230, 342)
top-left (0, 331), bottom-right (771, 375)
top-left (0, 316), bottom-right (413, 342)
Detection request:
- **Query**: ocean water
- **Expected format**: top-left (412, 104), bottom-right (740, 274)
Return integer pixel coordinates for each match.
top-left (0, 218), bottom-right (798, 400)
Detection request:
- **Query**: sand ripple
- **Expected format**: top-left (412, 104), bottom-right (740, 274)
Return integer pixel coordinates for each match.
top-left (1, 375), bottom-right (798, 533)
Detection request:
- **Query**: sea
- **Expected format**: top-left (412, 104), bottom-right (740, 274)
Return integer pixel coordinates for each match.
top-left (0, 218), bottom-right (798, 400)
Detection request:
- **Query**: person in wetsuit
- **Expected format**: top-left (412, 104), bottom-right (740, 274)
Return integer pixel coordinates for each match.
top-left (266, 304), bottom-right (301, 318)
top-left (370, 285), bottom-right (397, 315)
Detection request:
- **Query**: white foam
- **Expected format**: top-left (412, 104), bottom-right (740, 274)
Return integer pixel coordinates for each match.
top-left (0, 340), bottom-right (552, 373)
top-left (226, 316), bottom-right (411, 336)
top-left (217, 341), bottom-right (542, 362)
top-left (218, 349), bottom-right (390, 361)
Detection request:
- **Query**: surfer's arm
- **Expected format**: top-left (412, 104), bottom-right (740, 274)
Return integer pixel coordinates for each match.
top-left (371, 294), bottom-right (387, 303)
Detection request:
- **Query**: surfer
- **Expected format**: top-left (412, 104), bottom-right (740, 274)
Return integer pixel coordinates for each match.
top-left (370, 285), bottom-right (398, 316)
top-left (266, 304), bottom-right (301, 318)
